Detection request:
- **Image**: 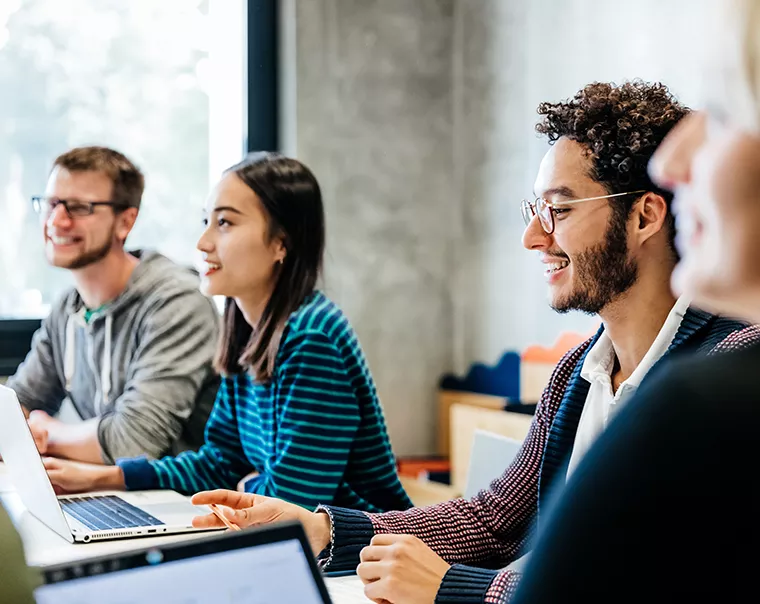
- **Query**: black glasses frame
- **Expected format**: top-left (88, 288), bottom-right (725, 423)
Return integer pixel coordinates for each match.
top-left (31, 196), bottom-right (129, 218)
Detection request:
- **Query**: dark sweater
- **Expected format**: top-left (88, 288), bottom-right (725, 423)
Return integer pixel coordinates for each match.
top-left (513, 340), bottom-right (760, 604)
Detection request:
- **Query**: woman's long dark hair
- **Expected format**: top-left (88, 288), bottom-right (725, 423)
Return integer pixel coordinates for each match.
top-left (214, 152), bottom-right (325, 381)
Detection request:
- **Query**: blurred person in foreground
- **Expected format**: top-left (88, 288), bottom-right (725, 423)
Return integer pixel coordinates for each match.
top-left (512, 1), bottom-right (760, 603)
top-left (0, 504), bottom-right (37, 603)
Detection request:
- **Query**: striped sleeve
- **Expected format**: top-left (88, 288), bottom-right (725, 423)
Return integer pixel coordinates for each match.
top-left (244, 329), bottom-right (360, 508)
top-left (147, 378), bottom-right (251, 495)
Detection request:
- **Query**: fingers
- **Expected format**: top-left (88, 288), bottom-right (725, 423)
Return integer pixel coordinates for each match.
top-left (363, 579), bottom-right (394, 604)
top-left (42, 456), bottom-right (64, 472)
top-left (28, 423), bottom-right (48, 453)
top-left (356, 560), bottom-right (385, 584)
top-left (43, 458), bottom-right (68, 489)
top-left (191, 513), bottom-right (226, 529)
top-left (369, 533), bottom-right (410, 547)
top-left (52, 484), bottom-right (70, 496)
top-left (360, 535), bottom-right (415, 564)
top-left (45, 463), bottom-right (65, 485)
top-left (191, 489), bottom-right (256, 509)
top-left (46, 469), bottom-right (69, 492)
top-left (47, 471), bottom-right (64, 487)
top-left (192, 505), bottom-right (263, 530)
top-left (360, 545), bottom-right (387, 563)
top-left (191, 505), bottom-right (263, 530)
top-left (223, 505), bottom-right (259, 527)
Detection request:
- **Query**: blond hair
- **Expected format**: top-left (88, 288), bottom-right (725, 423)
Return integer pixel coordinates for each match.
top-left (710, 0), bottom-right (760, 131)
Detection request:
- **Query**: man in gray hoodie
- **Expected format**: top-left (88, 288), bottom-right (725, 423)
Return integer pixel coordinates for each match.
top-left (7, 146), bottom-right (219, 464)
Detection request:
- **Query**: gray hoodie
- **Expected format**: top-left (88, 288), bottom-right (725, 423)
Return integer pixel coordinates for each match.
top-left (7, 250), bottom-right (220, 463)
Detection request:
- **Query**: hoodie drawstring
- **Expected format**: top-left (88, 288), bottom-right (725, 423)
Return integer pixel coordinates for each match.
top-left (99, 314), bottom-right (113, 414)
top-left (64, 309), bottom-right (112, 413)
top-left (64, 314), bottom-right (76, 392)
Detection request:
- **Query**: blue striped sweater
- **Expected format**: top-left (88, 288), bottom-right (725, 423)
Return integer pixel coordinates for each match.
top-left (118, 291), bottom-right (412, 512)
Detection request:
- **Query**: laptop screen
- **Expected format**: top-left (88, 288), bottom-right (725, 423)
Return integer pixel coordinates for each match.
top-left (35, 532), bottom-right (328, 604)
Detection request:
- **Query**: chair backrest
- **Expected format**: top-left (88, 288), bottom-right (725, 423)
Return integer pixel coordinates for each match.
top-left (463, 429), bottom-right (523, 499)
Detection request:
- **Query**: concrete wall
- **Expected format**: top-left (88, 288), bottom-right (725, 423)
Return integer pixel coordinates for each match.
top-left (284, 0), bottom-right (456, 455)
top-left (453, 0), bottom-right (710, 368)
top-left (283, 0), bottom-right (710, 455)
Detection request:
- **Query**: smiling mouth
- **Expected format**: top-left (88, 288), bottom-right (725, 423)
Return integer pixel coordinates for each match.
top-left (48, 235), bottom-right (80, 246)
top-left (545, 260), bottom-right (569, 274)
top-left (204, 263), bottom-right (221, 276)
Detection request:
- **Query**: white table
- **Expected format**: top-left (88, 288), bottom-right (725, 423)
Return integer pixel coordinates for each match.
top-left (0, 466), bottom-right (369, 603)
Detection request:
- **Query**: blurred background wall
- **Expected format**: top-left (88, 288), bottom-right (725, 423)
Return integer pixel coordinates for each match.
top-left (0, 0), bottom-right (712, 455)
top-left (281, 0), bottom-right (710, 455)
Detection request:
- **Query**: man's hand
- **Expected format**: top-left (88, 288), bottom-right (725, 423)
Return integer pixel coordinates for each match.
top-left (190, 490), bottom-right (332, 555)
top-left (26, 412), bottom-right (103, 464)
top-left (43, 457), bottom-right (125, 494)
top-left (27, 410), bottom-right (56, 454)
top-left (357, 534), bottom-right (450, 604)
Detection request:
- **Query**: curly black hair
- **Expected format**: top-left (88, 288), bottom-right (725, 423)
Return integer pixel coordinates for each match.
top-left (536, 80), bottom-right (689, 253)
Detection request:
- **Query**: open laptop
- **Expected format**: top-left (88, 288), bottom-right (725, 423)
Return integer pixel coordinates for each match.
top-left (34, 521), bottom-right (333, 604)
top-left (463, 429), bottom-right (522, 499)
top-left (0, 385), bottom-right (221, 543)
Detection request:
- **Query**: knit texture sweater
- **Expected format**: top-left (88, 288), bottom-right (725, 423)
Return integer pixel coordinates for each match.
top-left (317, 309), bottom-right (760, 602)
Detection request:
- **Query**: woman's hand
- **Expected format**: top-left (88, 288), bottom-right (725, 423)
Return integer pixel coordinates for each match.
top-left (43, 457), bottom-right (125, 495)
top-left (191, 489), bottom-right (332, 555)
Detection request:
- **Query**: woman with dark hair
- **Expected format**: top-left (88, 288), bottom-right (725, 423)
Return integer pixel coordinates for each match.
top-left (45, 152), bottom-right (412, 513)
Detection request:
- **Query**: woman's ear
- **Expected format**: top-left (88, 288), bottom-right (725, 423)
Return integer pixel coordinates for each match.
top-left (273, 236), bottom-right (287, 265)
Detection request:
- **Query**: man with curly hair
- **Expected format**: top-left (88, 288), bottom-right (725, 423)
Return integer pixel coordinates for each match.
top-left (187, 82), bottom-right (760, 603)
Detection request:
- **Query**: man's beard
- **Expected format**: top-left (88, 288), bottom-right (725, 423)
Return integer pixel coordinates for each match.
top-left (551, 209), bottom-right (638, 315)
top-left (51, 229), bottom-right (115, 270)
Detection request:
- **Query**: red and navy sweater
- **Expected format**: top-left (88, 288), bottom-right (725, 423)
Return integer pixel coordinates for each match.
top-left (317, 308), bottom-right (760, 603)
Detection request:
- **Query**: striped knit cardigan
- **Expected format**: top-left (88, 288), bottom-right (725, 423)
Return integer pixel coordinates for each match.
top-left (317, 308), bottom-right (760, 603)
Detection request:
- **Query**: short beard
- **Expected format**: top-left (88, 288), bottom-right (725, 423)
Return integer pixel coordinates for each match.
top-left (54, 232), bottom-right (115, 270)
top-left (551, 207), bottom-right (638, 315)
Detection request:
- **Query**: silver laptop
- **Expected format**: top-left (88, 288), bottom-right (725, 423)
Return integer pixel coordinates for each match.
top-left (463, 429), bottom-right (522, 499)
top-left (0, 385), bottom-right (221, 543)
top-left (34, 522), bottom-right (333, 604)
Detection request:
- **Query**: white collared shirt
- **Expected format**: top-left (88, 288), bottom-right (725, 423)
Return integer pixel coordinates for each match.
top-left (565, 296), bottom-right (691, 477)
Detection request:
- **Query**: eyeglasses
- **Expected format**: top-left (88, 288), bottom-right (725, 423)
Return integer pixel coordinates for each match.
top-left (31, 196), bottom-right (128, 219)
top-left (520, 190), bottom-right (646, 234)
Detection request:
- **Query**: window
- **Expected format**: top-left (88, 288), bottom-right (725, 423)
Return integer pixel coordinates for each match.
top-left (0, 0), bottom-right (246, 319)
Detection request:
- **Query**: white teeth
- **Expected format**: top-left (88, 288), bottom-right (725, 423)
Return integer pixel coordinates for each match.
top-left (51, 236), bottom-right (76, 245)
top-left (546, 261), bottom-right (569, 273)
top-left (206, 263), bottom-right (221, 271)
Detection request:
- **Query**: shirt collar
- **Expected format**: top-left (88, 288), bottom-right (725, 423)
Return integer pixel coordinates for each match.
top-left (580, 295), bottom-right (691, 388)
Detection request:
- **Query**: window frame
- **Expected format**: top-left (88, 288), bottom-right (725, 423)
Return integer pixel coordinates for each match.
top-left (0, 0), bottom-right (279, 376)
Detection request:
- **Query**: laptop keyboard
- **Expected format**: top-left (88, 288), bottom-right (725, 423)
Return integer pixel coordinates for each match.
top-left (60, 495), bottom-right (165, 532)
